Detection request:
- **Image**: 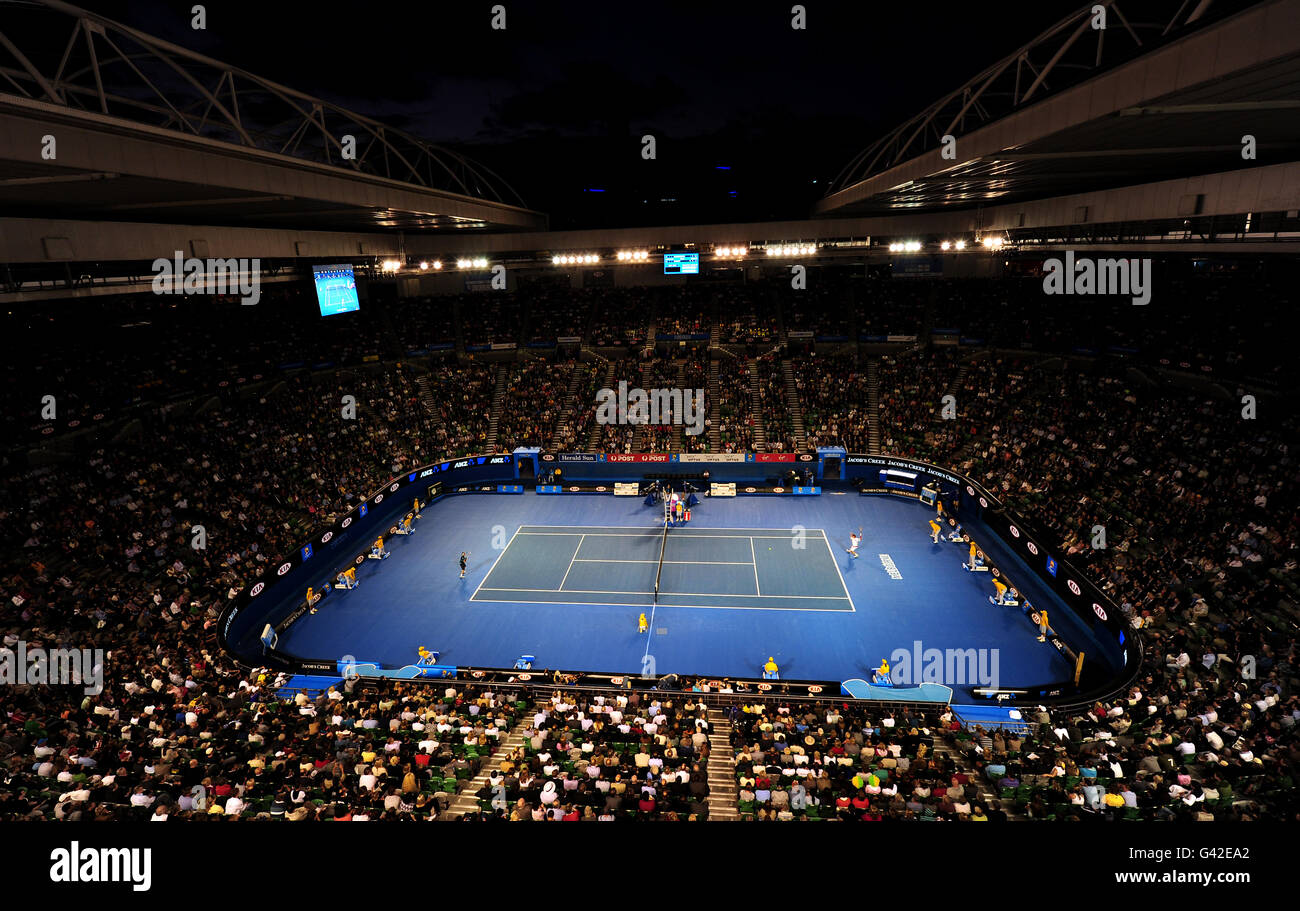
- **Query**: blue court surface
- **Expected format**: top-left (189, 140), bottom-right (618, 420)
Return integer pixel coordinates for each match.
top-left (277, 492), bottom-right (1075, 687)
top-left (473, 525), bottom-right (853, 611)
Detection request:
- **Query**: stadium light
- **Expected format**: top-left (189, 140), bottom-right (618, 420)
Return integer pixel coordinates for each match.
top-left (457, 259), bottom-right (471, 269)
top-left (419, 261), bottom-right (429, 270)
top-left (954, 240), bottom-right (966, 251)
top-left (433, 260), bottom-right (442, 269)
top-left (940, 242), bottom-right (951, 251)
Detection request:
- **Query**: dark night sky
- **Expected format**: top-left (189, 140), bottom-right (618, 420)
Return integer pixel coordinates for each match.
top-left (71, 0), bottom-right (1087, 227)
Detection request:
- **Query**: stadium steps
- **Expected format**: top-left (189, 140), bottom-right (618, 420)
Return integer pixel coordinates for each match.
top-left (414, 374), bottom-right (443, 427)
top-left (441, 719), bottom-right (533, 820)
top-left (585, 361), bottom-right (618, 449)
top-left (866, 357), bottom-right (881, 454)
top-left (944, 361), bottom-right (971, 400)
top-left (746, 359), bottom-right (767, 449)
top-left (707, 359), bottom-right (722, 450)
top-left (634, 360), bottom-right (653, 450)
top-left (781, 359), bottom-right (808, 450)
top-left (485, 363), bottom-right (509, 451)
top-left (671, 360), bottom-right (686, 452)
top-left (930, 738), bottom-right (1025, 820)
top-left (708, 323), bottom-right (721, 352)
top-left (705, 708), bottom-right (741, 821)
top-left (548, 361), bottom-right (592, 450)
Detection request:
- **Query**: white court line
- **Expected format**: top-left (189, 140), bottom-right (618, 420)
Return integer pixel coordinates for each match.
top-left (556, 534), bottom-right (586, 591)
top-left (469, 525), bottom-right (523, 599)
top-left (514, 526), bottom-right (827, 539)
top-left (474, 586), bottom-right (849, 601)
top-left (571, 558), bottom-right (755, 565)
top-left (471, 525), bottom-right (852, 612)
top-left (820, 530), bottom-right (858, 613)
top-left (470, 594), bottom-right (854, 613)
top-left (749, 536), bottom-right (761, 596)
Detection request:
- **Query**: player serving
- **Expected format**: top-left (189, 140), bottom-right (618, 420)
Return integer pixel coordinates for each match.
top-left (847, 527), bottom-right (862, 558)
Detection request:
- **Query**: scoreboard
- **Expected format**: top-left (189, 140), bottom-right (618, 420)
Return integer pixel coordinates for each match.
top-left (663, 253), bottom-right (699, 275)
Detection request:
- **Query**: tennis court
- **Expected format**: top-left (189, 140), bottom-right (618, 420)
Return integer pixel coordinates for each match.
top-left (471, 524), bottom-right (855, 611)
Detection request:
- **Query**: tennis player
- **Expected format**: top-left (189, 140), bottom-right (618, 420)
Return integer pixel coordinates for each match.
top-left (847, 528), bottom-right (862, 558)
top-left (928, 518), bottom-right (942, 543)
top-left (459, 551), bottom-right (471, 579)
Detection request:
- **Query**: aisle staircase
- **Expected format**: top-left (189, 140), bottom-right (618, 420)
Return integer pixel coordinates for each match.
top-left (414, 373), bottom-right (443, 427)
top-left (585, 361), bottom-right (617, 449)
top-left (866, 357), bottom-right (882, 454)
top-left (671, 360), bottom-right (687, 453)
top-left (747, 359), bottom-right (767, 451)
top-left (548, 361), bottom-right (592, 450)
top-left (705, 708), bottom-right (740, 821)
top-left (706, 359), bottom-right (722, 451)
top-left (781, 358), bottom-right (808, 450)
top-left (442, 717), bottom-right (533, 820)
top-left (484, 362), bottom-right (509, 451)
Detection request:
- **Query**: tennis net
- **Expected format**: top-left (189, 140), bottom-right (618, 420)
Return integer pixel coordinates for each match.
top-left (653, 519), bottom-right (670, 604)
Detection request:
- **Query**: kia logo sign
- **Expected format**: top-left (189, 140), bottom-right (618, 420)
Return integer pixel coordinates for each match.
top-left (799, 454), bottom-right (813, 461)
top-left (471, 670), bottom-right (485, 678)
top-left (1067, 579), bottom-right (1081, 596)
top-left (341, 517), bottom-right (353, 528)
top-left (277, 562), bottom-right (292, 576)
top-left (374, 494), bottom-right (384, 504)
top-left (569, 486), bottom-right (580, 492)
top-left (745, 487), bottom-right (756, 493)
top-left (354, 555), bottom-right (365, 565)
top-left (389, 526), bottom-right (398, 535)
top-left (542, 454), bottom-right (554, 461)
top-left (516, 674), bottom-right (532, 681)
top-left (596, 486), bottom-right (607, 492)
top-left (610, 677), bottom-right (624, 685)
top-left (1093, 603), bottom-right (1107, 621)
top-left (807, 685), bottom-right (822, 693)
top-left (390, 483), bottom-right (399, 492)
top-left (773, 487), bottom-right (785, 493)
top-left (1027, 542), bottom-right (1039, 556)
top-left (991, 568), bottom-right (1000, 578)
top-left (979, 497), bottom-right (988, 508)
top-left (966, 485), bottom-right (975, 496)
top-left (320, 531), bottom-right (333, 544)
top-left (250, 582), bottom-right (265, 597)
top-left (1009, 525), bottom-right (1020, 538)
top-left (758, 683), bottom-right (772, 691)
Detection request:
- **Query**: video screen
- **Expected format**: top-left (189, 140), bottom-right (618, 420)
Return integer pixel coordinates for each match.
top-left (312, 264), bottom-right (360, 316)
